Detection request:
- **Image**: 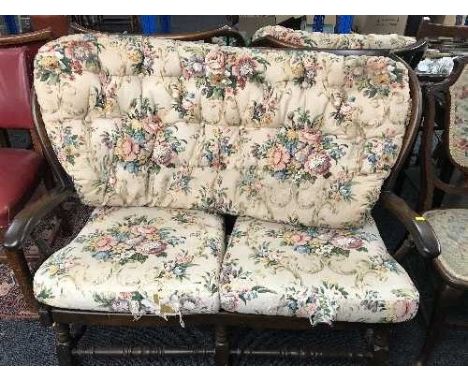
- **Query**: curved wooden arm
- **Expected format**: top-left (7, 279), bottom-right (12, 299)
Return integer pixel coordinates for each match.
top-left (392, 39), bottom-right (428, 69)
top-left (3, 187), bottom-right (74, 312)
top-left (381, 192), bottom-right (441, 259)
top-left (3, 188), bottom-right (75, 251)
top-left (70, 22), bottom-right (246, 47)
top-left (0, 28), bottom-right (52, 47)
top-left (155, 25), bottom-right (246, 46)
top-left (250, 35), bottom-right (304, 49)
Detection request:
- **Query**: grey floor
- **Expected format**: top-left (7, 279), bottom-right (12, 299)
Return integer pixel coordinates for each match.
top-left (1, 316), bottom-right (468, 365)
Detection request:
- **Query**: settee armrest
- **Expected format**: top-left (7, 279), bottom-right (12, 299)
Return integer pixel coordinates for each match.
top-left (380, 192), bottom-right (441, 259)
top-left (2, 187), bottom-right (74, 311)
top-left (3, 187), bottom-right (75, 251)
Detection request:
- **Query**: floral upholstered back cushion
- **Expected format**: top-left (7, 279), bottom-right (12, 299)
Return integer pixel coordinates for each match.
top-left (449, 64), bottom-right (468, 168)
top-left (34, 34), bottom-right (411, 228)
top-left (253, 25), bottom-right (416, 50)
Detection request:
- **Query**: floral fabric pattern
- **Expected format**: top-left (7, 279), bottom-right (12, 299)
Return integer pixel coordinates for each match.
top-left (220, 216), bottom-right (419, 324)
top-left (423, 209), bottom-right (468, 285)
top-left (33, 207), bottom-right (225, 320)
top-left (449, 65), bottom-right (468, 168)
top-left (34, 34), bottom-right (411, 228)
top-left (252, 25), bottom-right (416, 50)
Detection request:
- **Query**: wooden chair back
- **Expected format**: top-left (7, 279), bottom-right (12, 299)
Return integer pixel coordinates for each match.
top-left (420, 56), bottom-right (468, 211)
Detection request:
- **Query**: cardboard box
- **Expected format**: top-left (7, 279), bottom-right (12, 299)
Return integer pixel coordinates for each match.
top-left (353, 15), bottom-right (408, 35)
top-left (237, 16), bottom-right (276, 39)
top-left (431, 15), bottom-right (457, 26)
top-left (275, 15), bottom-right (302, 24)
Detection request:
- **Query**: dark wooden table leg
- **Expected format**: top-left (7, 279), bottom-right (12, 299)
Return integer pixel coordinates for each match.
top-left (214, 325), bottom-right (230, 366)
top-left (416, 282), bottom-right (463, 365)
top-left (369, 326), bottom-right (390, 365)
top-left (55, 323), bottom-right (75, 366)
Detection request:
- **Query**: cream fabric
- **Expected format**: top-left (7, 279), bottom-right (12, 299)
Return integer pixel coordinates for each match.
top-left (34, 34), bottom-right (411, 228)
top-left (33, 207), bottom-right (225, 318)
top-left (449, 65), bottom-right (468, 168)
top-left (252, 25), bottom-right (417, 50)
top-left (220, 216), bottom-right (419, 324)
top-left (424, 209), bottom-right (468, 285)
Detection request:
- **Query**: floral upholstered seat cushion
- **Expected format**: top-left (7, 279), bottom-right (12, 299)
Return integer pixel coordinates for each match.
top-left (423, 209), bottom-right (468, 286)
top-left (34, 34), bottom-right (411, 228)
top-left (252, 25), bottom-right (416, 50)
top-left (220, 217), bottom-right (419, 325)
top-left (33, 207), bottom-right (225, 319)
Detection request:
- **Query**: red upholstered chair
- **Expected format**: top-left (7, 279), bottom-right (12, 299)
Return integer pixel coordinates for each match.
top-left (0, 46), bottom-right (48, 243)
top-left (0, 29), bottom-right (53, 244)
top-left (0, 47), bottom-right (44, 237)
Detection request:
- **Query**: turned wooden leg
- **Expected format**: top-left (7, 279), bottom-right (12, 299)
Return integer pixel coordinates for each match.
top-left (4, 248), bottom-right (39, 311)
top-left (416, 283), bottom-right (463, 365)
top-left (368, 326), bottom-right (390, 365)
top-left (55, 323), bottom-right (74, 366)
top-left (214, 325), bottom-right (230, 366)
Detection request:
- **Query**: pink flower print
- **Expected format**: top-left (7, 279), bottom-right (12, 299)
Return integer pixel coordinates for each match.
top-left (268, 145), bottom-right (291, 171)
top-left (290, 233), bottom-right (311, 246)
top-left (205, 48), bottom-right (226, 78)
top-left (221, 292), bottom-right (240, 311)
top-left (232, 55), bottom-right (257, 88)
top-left (300, 129), bottom-right (322, 145)
top-left (304, 151), bottom-right (331, 176)
top-left (142, 115), bottom-right (163, 135)
top-left (298, 302), bottom-right (318, 318)
top-left (366, 57), bottom-right (388, 72)
top-left (95, 236), bottom-right (114, 251)
top-left (273, 27), bottom-right (303, 45)
top-left (331, 235), bottom-right (364, 250)
top-left (285, 34), bottom-right (304, 46)
top-left (117, 137), bottom-right (140, 161)
top-left (176, 253), bottom-right (194, 264)
top-left (71, 60), bottom-right (83, 75)
top-left (393, 299), bottom-right (417, 321)
top-left (455, 138), bottom-right (468, 153)
top-left (303, 57), bottom-right (319, 71)
top-left (65, 41), bottom-right (92, 61)
top-left (460, 86), bottom-right (468, 99)
top-left (225, 87), bottom-right (235, 98)
top-left (182, 98), bottom-right (194, 112)
top-left (340, 103), bottom-right (353, 116)
top-left (132, 225), bottom-right (157, 235)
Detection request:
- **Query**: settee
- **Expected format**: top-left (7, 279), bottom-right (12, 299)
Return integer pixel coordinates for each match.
top-left (4, 33), bottom-right (440, 365)
top-left (251, 25), bottom-right (427, 69)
